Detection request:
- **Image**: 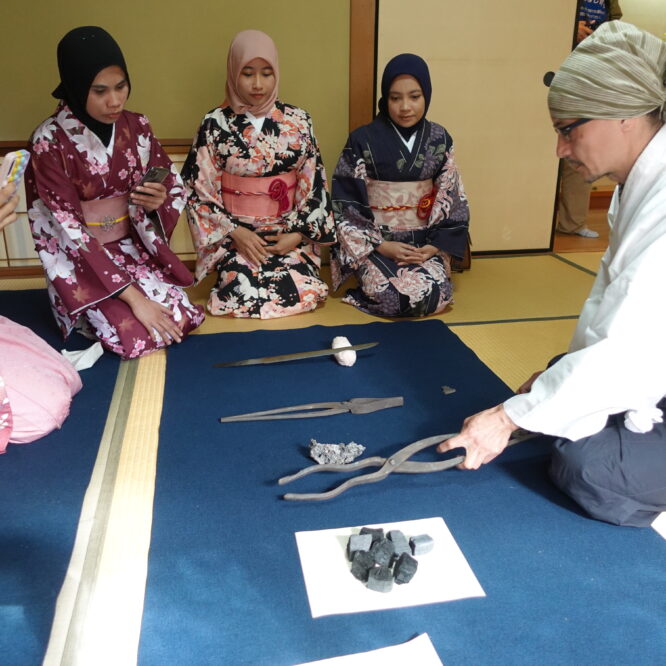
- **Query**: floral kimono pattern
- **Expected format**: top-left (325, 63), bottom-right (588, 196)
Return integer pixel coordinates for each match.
top-left (182, 101), bottom-right (336, 319)
top-left (331, 116), bottom-right (469, 317)
top-left (25, 104), bottom-right (204, 359)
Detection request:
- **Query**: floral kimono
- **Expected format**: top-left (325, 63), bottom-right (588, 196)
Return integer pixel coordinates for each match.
top-left (331, 116), bottom-right (469, 317)
top-left (182, 101), bottom-right (336, 319)
top-left (25, 104), bottom-right (204, 359)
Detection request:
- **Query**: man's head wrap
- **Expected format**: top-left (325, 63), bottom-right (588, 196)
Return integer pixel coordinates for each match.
top-left (548, 21), bottom-right (666, 121)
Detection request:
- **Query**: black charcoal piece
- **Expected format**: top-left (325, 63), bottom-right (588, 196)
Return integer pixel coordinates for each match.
top-left (370, 538), bottom-right (395, 566)
top-left (366, 565), bottom-right (393, 593)
top-left (394, 553), bottom-right (418, 584)
top-left (387, 530), bottom-right (410, 558)
top-left (410, 534), bottom-right (434, 556)
top-left (350, 550), bottom-right (376, 582)
top-left (347, 533), bottom-right (373, 561)
top-left (359, 527), bottom-right (384, 545)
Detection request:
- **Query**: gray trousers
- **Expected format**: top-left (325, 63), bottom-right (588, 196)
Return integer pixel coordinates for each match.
top-left (550, 402), bottom-right (666, 527)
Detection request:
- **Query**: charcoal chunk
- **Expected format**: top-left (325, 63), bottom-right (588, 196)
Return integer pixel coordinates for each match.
top-left (370, 537), bottom-right (395, 566)
top-left (366, 565), bottom-right (393, 593)
top-left (394, 552), bottom-right (418, 584)
top-left (387, 530), bottom-right (410, 559)
top-left (410, 534), bottom-right (434, 556)
top-left (347, 533), bottom-right (373, 561)
top-left (351, 550), bottom-right (376, 582)
top-left (359, 527), bottom-right (384, 545)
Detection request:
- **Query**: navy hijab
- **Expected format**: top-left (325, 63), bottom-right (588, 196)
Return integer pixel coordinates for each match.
top-left (52, 26), bottom-right (131, 146)
top-left (377, 53), bottom-right (432, 140)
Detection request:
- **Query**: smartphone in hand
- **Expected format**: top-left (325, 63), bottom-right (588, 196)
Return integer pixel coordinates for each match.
top-left (0, 150), bottom-right (31, 188)
top-left (136, 166), bottom-right (169, 189)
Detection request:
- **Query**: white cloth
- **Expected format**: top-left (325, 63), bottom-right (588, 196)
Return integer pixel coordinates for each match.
top-left (391, 124), bottom-right (416, 150)
top-left (504, 125), bottom-right (666, 441)
top-left (245, 111), bottom-right (266, 133)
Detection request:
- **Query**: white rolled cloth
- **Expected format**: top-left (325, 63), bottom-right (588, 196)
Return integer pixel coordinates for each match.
top-left (332, 336), bottom-right (356, 367)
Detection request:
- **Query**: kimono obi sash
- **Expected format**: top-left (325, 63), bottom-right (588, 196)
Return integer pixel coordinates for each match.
top-left (367, 178), bottom-right (435, 231)
top-left (220, 170), bottom-right (297, 218)
top-left (80, 195), bottom-right (130, 244)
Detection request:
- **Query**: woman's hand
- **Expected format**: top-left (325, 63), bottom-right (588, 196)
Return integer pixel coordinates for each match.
top-left (265, 232), bottom-right (302, 256)
top-left (119, 285), bottom-right (183, 344)
top-left (377, 241), bottom-right (438, 265)
top-left (0, 182), bottom-right (19, 232)
top-left (403, 244), bottom-right (439, 265)
top-left (130, 181), bottom-right (167, 212)
top-left (230, 226), bottom-right (270, 266)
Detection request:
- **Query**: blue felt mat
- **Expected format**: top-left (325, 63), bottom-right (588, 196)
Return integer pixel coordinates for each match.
top-left (0, 289), bottom-right (119, 664)
top-left (140, 321), bottom-right (666, 666)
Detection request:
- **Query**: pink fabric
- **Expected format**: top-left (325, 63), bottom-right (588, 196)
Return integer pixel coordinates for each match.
top-left (220, 170), bottom-right (296, 218)
top-left (0, 316), bottom-right (82, 450)
top-left (80, 195), bottom-right (130, 243)
top-left (366, 178), bottom-right (434, 231)
top-left (222, 29), bottom-right (279, 116)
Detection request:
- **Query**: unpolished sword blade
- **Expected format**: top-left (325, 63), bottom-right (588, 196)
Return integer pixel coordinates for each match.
top-left (213, 342), bottom-right (379, 367)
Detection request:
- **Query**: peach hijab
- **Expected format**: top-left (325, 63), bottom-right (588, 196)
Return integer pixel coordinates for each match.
top-left (223, 29), bottom-right (279, 116)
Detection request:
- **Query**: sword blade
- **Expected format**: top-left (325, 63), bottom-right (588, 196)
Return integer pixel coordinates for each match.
top-left (213, 342), bottom-right (379, 367)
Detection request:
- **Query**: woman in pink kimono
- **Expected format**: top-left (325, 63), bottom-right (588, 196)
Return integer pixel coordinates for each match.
top-left (0, 182), bottom-right (81, 453)
top-left (25, 26), bottom-right (204, 359)
top-left (182, 30), bottom-right (336, 319)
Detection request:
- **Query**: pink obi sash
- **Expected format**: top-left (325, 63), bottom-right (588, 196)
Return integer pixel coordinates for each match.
top-left (80, 195), bottom-right (130, 244)
top-left (367, 179), bottom-right (435, 230)
top-left (220, 171), bottom-right (297, 219)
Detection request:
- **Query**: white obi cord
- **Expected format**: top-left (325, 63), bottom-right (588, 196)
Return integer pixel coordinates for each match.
top-left (332, 336), bottom-right (356, 367)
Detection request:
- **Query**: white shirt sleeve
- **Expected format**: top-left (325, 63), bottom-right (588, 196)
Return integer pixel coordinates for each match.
top-left (504, 235), bottom-right (666, 441)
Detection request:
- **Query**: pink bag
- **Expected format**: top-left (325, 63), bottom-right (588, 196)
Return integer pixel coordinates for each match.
top-left (0, 316), bottom-right (82, 452)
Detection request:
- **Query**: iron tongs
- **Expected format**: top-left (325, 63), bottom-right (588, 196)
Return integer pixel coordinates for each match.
top-left (219, 396), bottom-right (404, 422)
top-left (278, 430), bottom-right (537, 501)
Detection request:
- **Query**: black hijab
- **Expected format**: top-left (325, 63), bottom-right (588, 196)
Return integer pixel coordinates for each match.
top-left (377, 53), bottom-right (432, 140)
top-left (52, 26), bottom-right (131, 146)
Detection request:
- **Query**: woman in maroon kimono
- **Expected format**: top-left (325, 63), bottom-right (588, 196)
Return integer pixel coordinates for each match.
top-left (25, 26), bottom-right (204, 359)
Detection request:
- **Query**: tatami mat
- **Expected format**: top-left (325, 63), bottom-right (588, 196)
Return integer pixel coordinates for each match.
top-left (453, 318), bottom-right (578, 391)
top-left (554, 251), bottom-right (604, 274)
top-left (188, 255), bottom-right (596, 339)
top-left (446, 255), bottom-right (594, 323)
top-left (44, 352), bottom-right (166, 666)
top-left (0, 275), bottom-right (46, 290)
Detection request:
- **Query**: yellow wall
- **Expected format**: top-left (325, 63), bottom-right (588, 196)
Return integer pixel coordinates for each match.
top-left (0, 0), bottom-right (350, 179)
top-left (621, 0), bottom-right (666, 37)
top-left (378, 0), bottom-right (576, 252)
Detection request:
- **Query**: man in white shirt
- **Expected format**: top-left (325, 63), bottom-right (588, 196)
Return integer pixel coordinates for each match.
top-left (438, 21), bottom-right (666, 527)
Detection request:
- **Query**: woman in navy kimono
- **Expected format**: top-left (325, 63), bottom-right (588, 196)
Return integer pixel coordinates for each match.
top-left (331, 54), bottom-right (470, 317)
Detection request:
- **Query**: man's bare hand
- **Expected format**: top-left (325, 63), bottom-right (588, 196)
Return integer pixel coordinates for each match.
top-left (436, 404), bottom-right (517, 470)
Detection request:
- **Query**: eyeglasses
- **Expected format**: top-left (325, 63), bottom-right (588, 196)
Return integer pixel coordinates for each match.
top-left (554, 118), bottom-right (592, 141)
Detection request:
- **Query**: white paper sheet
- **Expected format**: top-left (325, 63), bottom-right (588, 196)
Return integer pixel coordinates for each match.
top-left (293, 632), bottom-right (443, 666)
top-left (652, 511), bottom-right (666, 540)
top-left (295, 517), bottom-right (484, 618)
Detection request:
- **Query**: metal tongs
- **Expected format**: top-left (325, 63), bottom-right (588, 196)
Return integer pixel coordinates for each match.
top-left (278, 430), bottom-right (537, 501)
top-left (219, 396), bottom-right (403, 422)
